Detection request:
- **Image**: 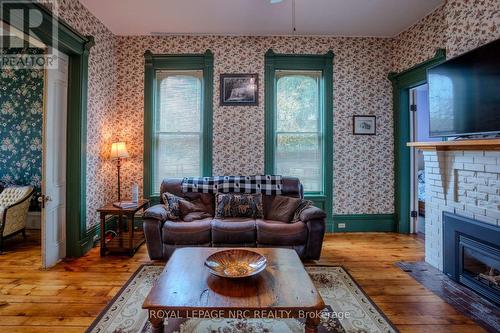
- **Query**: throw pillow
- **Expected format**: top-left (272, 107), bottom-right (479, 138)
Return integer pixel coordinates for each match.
top-left (264, 195), bottom-right (302, 222)
top-left (161, 192), bottom-right (181, 220)
top-left (178, 198), bottom-right (213, 221)
top-left (291, 199), bottom-right (314, 223)
top-left (215, 193), bottom-right (264, 219)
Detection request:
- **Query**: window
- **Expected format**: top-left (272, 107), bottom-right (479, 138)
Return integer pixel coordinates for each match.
top-left (154, 70), bottom-right (203, 190)
top-left (144, 51), bottom-right (213, 198)
top-left (265, 50), bottom-right (333, 220)
top-left (275, 71), bottom-right (322, 192)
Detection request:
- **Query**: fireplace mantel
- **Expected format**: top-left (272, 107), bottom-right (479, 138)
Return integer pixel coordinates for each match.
top-left (407, 139), bottom-right (500, 151)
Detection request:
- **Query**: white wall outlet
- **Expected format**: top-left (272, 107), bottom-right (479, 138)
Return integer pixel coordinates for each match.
top-left (338, 223), bottom-right (346, 229)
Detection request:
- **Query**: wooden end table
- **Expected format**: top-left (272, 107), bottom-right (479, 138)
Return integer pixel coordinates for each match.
top-left (143, 247), bottom-right (325, 332)
top-left (97, 199), bottom-right (149, 257)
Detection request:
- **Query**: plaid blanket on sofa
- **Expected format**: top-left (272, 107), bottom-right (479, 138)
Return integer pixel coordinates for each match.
top-left (181, 175), bottom-right (283, 195)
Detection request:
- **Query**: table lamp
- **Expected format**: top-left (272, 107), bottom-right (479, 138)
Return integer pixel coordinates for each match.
top-left (110, 141), bottom-right (129, 204)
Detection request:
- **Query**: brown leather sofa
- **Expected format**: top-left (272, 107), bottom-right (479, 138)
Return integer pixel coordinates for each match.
top-left (142, 177), bottom-right (326, 260)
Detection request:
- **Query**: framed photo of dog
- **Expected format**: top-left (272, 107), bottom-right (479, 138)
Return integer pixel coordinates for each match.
top-left (220, 74), bottom-right (258, 106)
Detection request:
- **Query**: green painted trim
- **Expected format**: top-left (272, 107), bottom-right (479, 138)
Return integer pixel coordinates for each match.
top-left (81, 222), bottom-right (99, 249)
top-left (0, 1), bottom-right (89, 55)
top-left (144, 51), bottom-right (155, 200)
top-left (264, 50), bottom-right (334, 230)
top-left (388, 49), bottom-right (446, 234)
top-left (332, 214), bottom-right (395, 232)
top-left (202, 51), bottom-right (214, 177)
top-left (67, 40), bottom-right (94, 257)
top-left (1, 2), bottom-right (94, 257)
top-left (143, 50), bottom-right (214, 199)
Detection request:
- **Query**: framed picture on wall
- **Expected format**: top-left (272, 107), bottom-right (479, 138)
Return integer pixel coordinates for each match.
top-left (353, 115), bottom-right (376, 135)
top-left (220, 74), bottom-right (258, 106)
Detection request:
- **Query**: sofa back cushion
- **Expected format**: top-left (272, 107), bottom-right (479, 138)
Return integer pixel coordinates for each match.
top-left (263, 195), bottom-right (302, 222)
top-left (159, 177), bottom-right (303, 220)
top-left (215, 193), bottom-right (264, 219)
top-left (179, 198), bottom-right (213, 221)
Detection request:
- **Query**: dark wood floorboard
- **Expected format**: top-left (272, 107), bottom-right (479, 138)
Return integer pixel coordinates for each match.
top-left (397, 261), bottom-right (500, 332)
top-left (0, 230), bottom-right (488, 332)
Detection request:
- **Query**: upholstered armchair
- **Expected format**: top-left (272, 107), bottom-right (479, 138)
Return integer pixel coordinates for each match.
top-left (0, 186), bottom-right (34, 251)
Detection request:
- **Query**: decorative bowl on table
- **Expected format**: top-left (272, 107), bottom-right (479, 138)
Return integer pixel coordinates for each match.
top-left (204, 249), bottom-right (267, 278)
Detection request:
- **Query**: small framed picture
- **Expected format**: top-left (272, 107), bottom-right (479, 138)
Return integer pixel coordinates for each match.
top-left (353, 115), bottom-right (376, 135)
top-left (220, 74), bottom-right (258, 106)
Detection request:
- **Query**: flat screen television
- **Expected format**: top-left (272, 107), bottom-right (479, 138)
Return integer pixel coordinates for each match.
top-left (427, 39), bottom-right (500, 137)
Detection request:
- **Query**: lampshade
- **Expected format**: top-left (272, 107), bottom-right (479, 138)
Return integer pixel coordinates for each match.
top-left (110, 142), bottom-right (130, 159)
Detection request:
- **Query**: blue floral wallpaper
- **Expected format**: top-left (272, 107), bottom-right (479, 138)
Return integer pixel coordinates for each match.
top-left (0, 63), bottom-right (44, 191)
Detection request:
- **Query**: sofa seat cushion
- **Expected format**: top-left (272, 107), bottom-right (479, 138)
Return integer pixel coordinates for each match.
top-left (256, 219), bottom-right (307, 245)
top-left (211, 218), bottom-right (256, 244)
top-left (162, 218), bottom-right (212, 245)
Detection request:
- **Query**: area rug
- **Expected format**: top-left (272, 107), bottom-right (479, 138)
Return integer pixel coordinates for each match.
top-left (87, 265), bottom-right (398, 333)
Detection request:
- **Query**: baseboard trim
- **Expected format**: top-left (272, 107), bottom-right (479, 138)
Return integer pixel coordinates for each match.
top-left (79, 223), bottom-right (100, 253)
top-left (83, 215), bottom-right (145, 247)
top-left (332, 214), bottom-right (396, 232)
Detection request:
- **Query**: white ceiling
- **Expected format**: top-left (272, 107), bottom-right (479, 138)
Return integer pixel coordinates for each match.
top-left (79, 0), bottom-right (444, 37)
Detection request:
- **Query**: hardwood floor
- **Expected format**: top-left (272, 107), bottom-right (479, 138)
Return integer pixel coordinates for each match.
top-left (0, 231), bottom-right (487, 333)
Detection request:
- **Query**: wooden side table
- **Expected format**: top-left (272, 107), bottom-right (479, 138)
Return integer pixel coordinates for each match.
top-left (97, 199), bottom-right (150, 256)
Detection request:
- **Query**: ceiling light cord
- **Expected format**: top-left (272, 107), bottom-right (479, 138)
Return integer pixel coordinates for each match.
top-left (292, 0), bottom-right (296, 53)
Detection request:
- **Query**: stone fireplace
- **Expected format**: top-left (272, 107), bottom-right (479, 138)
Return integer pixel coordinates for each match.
top-left (422, 149), bottom-right (500, 304)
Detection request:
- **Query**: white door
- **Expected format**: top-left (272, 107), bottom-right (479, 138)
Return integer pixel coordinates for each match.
top-left (42, 50), bottom-right (68, 268)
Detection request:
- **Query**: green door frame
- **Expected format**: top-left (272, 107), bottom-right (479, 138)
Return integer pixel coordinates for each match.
top-left (388, 49), bottom-right (446, 233)
top-left (264, 50), bottom-right (334, 230)
top-left (1, 1), bottom-right (95, 256)
top-left (143, 50), bottom-right (214, 201)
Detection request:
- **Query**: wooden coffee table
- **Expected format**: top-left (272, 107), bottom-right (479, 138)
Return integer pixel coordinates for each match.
top-left (143, 247), bottom-right (325, 332)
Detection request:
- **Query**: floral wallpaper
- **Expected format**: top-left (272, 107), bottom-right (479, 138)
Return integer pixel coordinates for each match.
top-left (391, 4), bottom-right (447, 72)
top-left (0, 61), bottom-right (44, 190)
top-left (114, 36), bottom-right (395, 216)
top-left (53, 0), bottom-right (119, 228)
top-left (37, 0), bottom-right (499, 229)
top-left (105, 0), bottom-right (500, 220)
top-left (445, 0), bottom-right (500, 57)
top-left (391, 0), bottom-right (500, 72)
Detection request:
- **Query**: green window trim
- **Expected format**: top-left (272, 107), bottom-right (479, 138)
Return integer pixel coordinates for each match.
top-left (143, 50), bottom-right (214, 202)
top-left (264, 50), bottom-right (334, 231)
top-left (388, 48), bottom-right (446, 234)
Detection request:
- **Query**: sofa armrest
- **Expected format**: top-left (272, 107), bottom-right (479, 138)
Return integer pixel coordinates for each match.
top-left (143, 204), bottom-right (169, 221)
top-left (143, 204), bottom-right (169, 260)
top-left (1, 194), bottom-right (32, 237)
top-left (299, 206), bottom-right (326, 222)
top-left (300, 206), bottom-right (326, 260)
top-left (143, 217), bottom-right (166, 260)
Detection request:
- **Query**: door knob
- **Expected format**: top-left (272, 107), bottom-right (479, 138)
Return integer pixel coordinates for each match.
top-left (38, 194), bottom-right (52, 208)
